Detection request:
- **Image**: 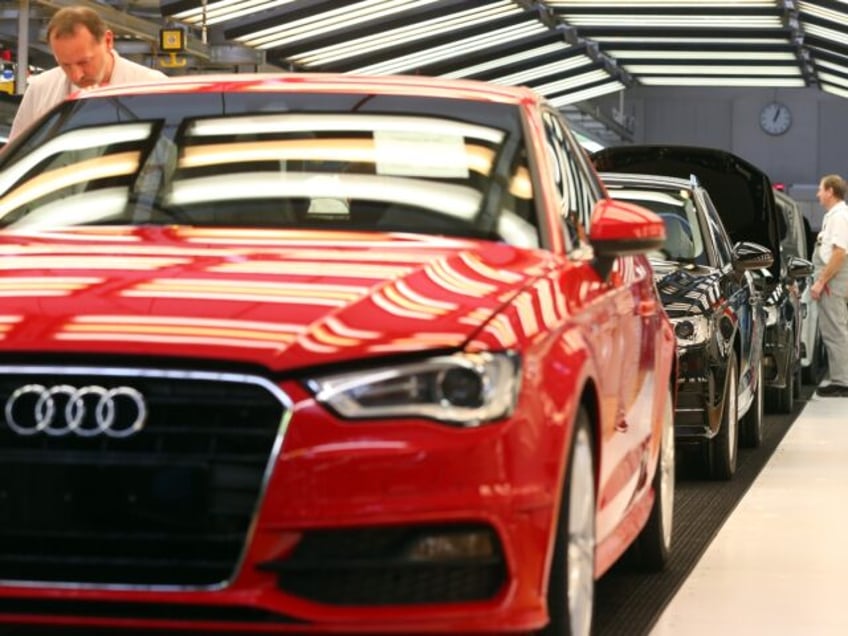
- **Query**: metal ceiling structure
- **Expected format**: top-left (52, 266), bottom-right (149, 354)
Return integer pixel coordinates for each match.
top-left (5, 1), bottom-right (848, 145)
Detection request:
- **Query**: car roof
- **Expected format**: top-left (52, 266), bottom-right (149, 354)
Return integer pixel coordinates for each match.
top-left (73, 72), bottom-right (542, 106)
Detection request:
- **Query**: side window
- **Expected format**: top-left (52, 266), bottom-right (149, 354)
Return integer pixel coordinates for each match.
top-left (701, 190), bottom-right (734, 267)
top-left (541, 110), bottom-right (601, 249)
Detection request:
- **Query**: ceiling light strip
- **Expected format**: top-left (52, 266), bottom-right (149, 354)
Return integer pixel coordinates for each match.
top-left (348, 23), bottom-right (546, 75)
top-left (548, 0), bottom-right (775, 6)
top-left (798, 1), bottom-right (848, 24)
top-left (531, 69), bottom-right (613, 95)
top-left (592, 36), bottom-right (790, 44)
top-left (816, 60), bottom-right (848, 77)
top-left (235, 0), bottom-right (440, 47)
top-left (175, 0), bottom-right (295, 25)
top-left (560, 16), bottom-right (783, 28)
top-left (289, 7), bottom-right (528, 65)
top-left (605, 50), bottom-right (797, 61)
top-left (637, 76), bottom-right (806, 86)
top-left (237, 0), bottom-right (514, 49)
top-left (817, 71), bottom-right (848, 89)
top-left (439, 42), bottom-right (572, 79)
top-left (802, 23), bottom-right (848, 47)
top-left (821, 83), bottom-right (848, 99)
top-left (547, 81), bottom-right (626, 107)
top-left (624, 64), bottom-right (802, 75)
top-left (491, 55), bottom-right (594, 85)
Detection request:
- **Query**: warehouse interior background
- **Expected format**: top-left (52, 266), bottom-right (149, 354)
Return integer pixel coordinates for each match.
top-left (2, 0), bottom-right (848, 217)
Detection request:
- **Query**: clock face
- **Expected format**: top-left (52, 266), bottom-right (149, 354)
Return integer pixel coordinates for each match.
top-left (760, 102), bottom-right (792, 135)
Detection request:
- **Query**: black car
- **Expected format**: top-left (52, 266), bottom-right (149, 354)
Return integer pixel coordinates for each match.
top-left (774, 189), bottom-right (827, 388)
top-left (600, 172), bottom-right (772, 480)
top-left (593, 146), bottom-right (812, 419)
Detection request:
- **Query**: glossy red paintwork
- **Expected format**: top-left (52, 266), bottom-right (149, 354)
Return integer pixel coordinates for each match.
top-left (0, 73), bottom-right (675, 634)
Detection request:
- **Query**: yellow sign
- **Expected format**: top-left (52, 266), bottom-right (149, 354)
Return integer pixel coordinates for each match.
top-left (159, 28), bottom-right (185, 53)
top-left (0, 81), bottom-right (13, 95)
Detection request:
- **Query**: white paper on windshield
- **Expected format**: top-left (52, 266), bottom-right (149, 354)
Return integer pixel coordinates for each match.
top-left (373, 131), bottom-right (470, 179)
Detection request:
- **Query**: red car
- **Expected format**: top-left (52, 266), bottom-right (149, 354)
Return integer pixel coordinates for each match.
top-left (0, 74), bottom-right (675, 635)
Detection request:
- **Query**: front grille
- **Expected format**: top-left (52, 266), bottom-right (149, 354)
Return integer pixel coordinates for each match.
top-left (260, 525), bottom-right (507, 605)
top-left (0, 366), bottom-right (286, 588)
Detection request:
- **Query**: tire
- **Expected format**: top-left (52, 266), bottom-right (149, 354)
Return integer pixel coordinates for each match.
top-left (627, 385), bottom-right (675, 571)
top-left (742, 354), bottom-right (765, 446)
top-left (542, 408), bottom-right (595, 636)
top-left (711, 350), bottom-right (738, 480)
top-left (766, 348), bottom-right (799, 413)
top-left (767, 356), bottom-right (794, 415)
top-left (802, 331), bottom-right (827, 386)
top-left (793, 362), bottom-right (802, 399)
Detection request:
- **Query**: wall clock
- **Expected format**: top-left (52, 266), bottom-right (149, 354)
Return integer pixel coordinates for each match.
top-left (759, 101), bottom-right (792, 136)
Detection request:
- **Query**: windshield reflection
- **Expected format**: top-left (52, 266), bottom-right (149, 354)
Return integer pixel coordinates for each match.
top-left (0, 95), bottom-right (538, 248)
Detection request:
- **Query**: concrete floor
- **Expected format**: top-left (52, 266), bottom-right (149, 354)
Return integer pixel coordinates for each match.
top-left (651, 384), bottom-right (848, 635)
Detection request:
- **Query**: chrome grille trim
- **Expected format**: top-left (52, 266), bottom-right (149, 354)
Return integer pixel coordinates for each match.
top-left (0, 364), bottom-right (292, 592)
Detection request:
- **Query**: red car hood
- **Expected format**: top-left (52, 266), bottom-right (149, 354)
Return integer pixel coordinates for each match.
top-left (0, 227), bottom-right (547, 370)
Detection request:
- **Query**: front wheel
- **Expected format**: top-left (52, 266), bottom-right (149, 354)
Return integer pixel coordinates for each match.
top-left (741, 354), bottom-right (766, 446)
top-left (711, 350), bottom-right (739, 480)
top-left (626, 384), bottom-right (675, 571)
top-left (542, 408), bottom-right (596, 636)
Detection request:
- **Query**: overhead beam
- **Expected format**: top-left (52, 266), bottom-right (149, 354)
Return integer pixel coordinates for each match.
top-left (33, 0), bottom-right (210, 59)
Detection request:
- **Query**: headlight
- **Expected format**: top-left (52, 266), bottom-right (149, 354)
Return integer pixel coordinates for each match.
top-left (306, 352), bottom-right (521, 427)
top-left (671, 315), bottom-right (711, 345)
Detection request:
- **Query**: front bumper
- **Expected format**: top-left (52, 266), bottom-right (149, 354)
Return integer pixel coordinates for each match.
top-left (672, 344), bottom-right (722, 441)
top-left (0, 372), bottom-right (559, 633)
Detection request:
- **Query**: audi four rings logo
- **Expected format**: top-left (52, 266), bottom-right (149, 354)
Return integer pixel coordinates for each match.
top-left (3, 384), bottom-right (148, 438)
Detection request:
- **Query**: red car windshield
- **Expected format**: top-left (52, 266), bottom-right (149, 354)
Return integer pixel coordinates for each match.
top-left (0, 91), bottom-right (538, 247)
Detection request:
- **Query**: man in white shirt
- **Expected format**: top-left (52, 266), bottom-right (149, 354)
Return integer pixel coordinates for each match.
top-left (811, 174), bottom-right (848, 396)
top-left (9, 5), bottom-right (167, 140)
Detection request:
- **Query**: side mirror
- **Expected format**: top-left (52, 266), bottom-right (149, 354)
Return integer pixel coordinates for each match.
top-left (786, 255), bottom-right (814, 279)
top-left (589, 198), bottom-right (666, 279)
top-left (732, 241), bottom-right (774, 272)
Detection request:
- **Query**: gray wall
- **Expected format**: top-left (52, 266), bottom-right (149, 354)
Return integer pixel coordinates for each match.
top-left (602, 86), bottom-right (848, 199)
top-left (601, 87), bottom-right (848, 227)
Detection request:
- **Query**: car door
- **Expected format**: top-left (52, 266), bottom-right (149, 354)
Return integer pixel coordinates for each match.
top-left (539, 109), bottom-right (656, 537)
top-left (699, 188), bottom-right (762, 404)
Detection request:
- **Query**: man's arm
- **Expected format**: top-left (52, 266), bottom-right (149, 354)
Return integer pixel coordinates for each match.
top-left (8, 88), bottom-right (38, 141)
top-left (812, 245), bottom-right (846, 300)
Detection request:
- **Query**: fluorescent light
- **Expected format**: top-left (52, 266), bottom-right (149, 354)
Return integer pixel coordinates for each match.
top-left (237, 0), bottom-right (514, 50)
top-left (625, 64), bottom-right (802, 75)
top-left (815, 59), bottom-right (848, 76)
top-left (549, 0), bottom-right (775, 5)
top-left (174, 0), bottom-right (294, 26)
top-left (817, 72), bottom-right (848, 89)
top-left (637, 76), bottom-right (806, 86)
top-left (490, 55), bottom-right (594, 86)
top-left (821, 83), bottom-right (848, 100)
top-left (606, 50), bottom-right (797, 61)
top-left (560, 15), bottom-right (783, 28)
top-left (593, 36), bottom-right (789, 45)
top-left (439, 42), bottom-right (573, 79)
top-left (331, 23), bottom-right (546, 73)
top-left (547, 81), bottom-right (626, 106)
top-left (798, 1), bottom-right (848, 24)
top-left (532, 69), bottom-right (613, 95)
top-left (290, 3), bottom-right (523, 64)
top-left (803, 23), bottom-right (848, 47)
